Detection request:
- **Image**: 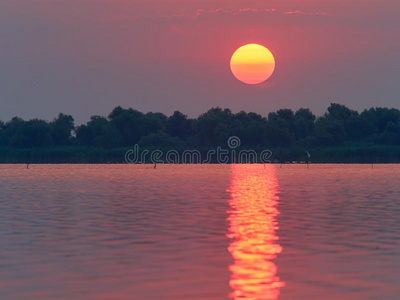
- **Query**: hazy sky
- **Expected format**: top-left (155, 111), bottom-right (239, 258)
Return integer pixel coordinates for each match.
top-left (1, 0), bottom-right (399, 124)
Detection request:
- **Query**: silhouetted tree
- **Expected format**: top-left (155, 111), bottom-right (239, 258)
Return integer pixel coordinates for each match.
top-left (197, 108), bottom-right (233, 146)
top-left (10, 119), bottom-right (52, 147)
top-left (51, 113), bottom-right (75, 146)
top-left (2, 103), bottom-right (400, 150)
top-left (266, 111), bottom-right (294, 147)
top-left (294, 108), bottom-right (316, 141)
top-left (167, 111), bottom-right (190, 139)
top-left (139, 131), bottom-right (183, 148)
top-left (76, 116), bottom-right (119, 147)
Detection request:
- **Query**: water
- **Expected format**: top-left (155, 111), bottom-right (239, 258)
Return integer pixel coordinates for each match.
top-left (0, 164), bottom-right (399, 299)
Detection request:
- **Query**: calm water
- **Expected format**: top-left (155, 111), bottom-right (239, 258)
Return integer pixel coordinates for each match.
top-left (1, 164), bottom-right (400, 299)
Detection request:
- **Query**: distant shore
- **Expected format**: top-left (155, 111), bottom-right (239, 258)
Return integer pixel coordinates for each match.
top-left (2, 104), bottom-right (400, 164)
top-left (2, 145), bottom-right (400, 164)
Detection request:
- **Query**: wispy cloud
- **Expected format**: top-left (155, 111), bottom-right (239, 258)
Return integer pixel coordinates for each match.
top-left (196, 8), bottom-right (277, 17)
top-left (95, 8), bottom-right (328, 23)
top-left (283, 10), bottom-right (328, 16)
top-left (167, 8), bottom-right (328, 19)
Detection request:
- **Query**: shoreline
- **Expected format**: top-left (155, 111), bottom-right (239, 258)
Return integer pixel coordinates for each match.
top-left (2, 145), bottom-right (400, 164)
top-left (1, 162), bottom-right (400, 165)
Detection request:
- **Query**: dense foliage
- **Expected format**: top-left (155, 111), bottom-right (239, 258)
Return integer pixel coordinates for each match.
top-left (1, 104), bottom-right (400, 149)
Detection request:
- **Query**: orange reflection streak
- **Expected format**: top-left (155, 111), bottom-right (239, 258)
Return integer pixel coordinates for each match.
top-left (227, 165), bottom-right (285, 300)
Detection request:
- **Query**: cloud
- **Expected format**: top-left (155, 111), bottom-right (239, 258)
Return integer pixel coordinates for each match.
top-left (167, 8), bottom-right (328, 19)
top-left (195, 8), bottom-right (277, 17)
top-left (283, 10), bottom-right (328, 16)
top-left (94, 7), bottom-right (328, 25)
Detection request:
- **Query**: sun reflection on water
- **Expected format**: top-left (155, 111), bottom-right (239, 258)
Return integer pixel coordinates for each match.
top-left (227, 164), bottom-right (285, 299)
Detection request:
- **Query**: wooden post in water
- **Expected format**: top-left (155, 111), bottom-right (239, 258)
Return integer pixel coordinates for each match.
top-left (306, 151), bottom-right (311, 169)
top-left (26, 151), bottom-right (31, 169)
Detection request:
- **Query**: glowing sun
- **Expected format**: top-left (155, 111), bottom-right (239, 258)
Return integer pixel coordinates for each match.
top-left (230, 44), bottom-right (276, 85)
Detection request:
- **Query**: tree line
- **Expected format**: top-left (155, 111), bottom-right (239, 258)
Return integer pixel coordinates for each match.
top-left (1, 103), bottom-right (400, 149)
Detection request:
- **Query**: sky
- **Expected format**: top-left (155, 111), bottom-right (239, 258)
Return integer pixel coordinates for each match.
top-left (1, 0), bottom-right (399, 124)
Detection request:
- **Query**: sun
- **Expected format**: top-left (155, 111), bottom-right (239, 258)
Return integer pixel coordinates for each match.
top-left (230, 44), bottom-right (276, 85)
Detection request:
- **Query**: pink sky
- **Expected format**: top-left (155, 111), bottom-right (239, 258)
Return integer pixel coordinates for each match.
top-left (1, 0), bottom-right (399, 123)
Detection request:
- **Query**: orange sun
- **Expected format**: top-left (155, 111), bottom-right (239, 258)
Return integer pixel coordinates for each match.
top-left (230, 44), bottom-right (276, 85)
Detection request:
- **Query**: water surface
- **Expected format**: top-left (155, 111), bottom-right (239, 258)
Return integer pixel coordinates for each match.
top-left (0, 164), bottom-right (399, 299)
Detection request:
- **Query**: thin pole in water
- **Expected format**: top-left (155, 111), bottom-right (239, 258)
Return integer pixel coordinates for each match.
top-left (26, 151), bottom-right (30, 169)
top-left (306, 151), bottom-right (311, 169)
